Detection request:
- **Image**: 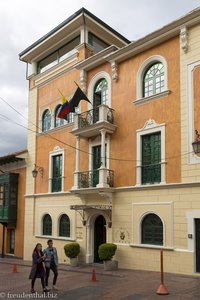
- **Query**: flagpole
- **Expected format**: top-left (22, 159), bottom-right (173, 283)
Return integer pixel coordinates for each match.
top-left (74, 81), bottom-right (80, 88)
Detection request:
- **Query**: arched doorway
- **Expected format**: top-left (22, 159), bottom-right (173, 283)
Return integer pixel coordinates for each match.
top-left (94, 215), bottom-right (106, 262)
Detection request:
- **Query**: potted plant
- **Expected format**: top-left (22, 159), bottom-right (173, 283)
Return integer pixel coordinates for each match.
top-left (98, 243), bottom-right (118, 270)
top-left (64, 242), bottom-right (80, 267)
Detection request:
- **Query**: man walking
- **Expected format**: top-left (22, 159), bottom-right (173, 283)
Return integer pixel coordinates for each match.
top-left (44, 239), bottom-right (58, 291)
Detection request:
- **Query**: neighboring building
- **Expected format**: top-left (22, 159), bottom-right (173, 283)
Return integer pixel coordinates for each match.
top-left (0, 150), bottom-right (27, 258)
top-left (19, 7), bottom-right (200, 275)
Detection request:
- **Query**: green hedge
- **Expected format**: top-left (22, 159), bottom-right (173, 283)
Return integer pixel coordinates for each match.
top-left (64, 242), bottom-right (80, 258)
top-left (98, 243), bottom-right (117, 261)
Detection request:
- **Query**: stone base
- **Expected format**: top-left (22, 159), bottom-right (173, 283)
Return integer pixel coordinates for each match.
top-left (70, 257), bottom-right (78, 267)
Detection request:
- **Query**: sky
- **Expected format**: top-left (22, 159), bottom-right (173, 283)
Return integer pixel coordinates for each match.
top-left (0, 0), bottom-right (200, 156)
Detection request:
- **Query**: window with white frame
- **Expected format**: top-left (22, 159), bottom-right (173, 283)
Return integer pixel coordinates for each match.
top-left (143, 62), bottom-right (164, 97)
top-left (54, 105), bottom-right (65, 128)
top-left (42, 109), bottom-right (51, 132)
top-left (49, 147), bottom-right (64, 193)
top-left (59, 214), bottom-right (70, 237)
top-left (88, 71), bottom-right (112, 109)
top-left (42, 214), bottom-right (52, 235)
top-left (141, 213), bottom-right (163, 245)
top-left (136, 55), bottom-right (169, 103)
top-left (136, 119), bottom-right (166, 186)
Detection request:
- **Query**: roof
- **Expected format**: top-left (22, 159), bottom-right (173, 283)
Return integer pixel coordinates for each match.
top-left (0, 150), bottom-right (28, 166)
top-left (19, 7), bottom-right (130, 62)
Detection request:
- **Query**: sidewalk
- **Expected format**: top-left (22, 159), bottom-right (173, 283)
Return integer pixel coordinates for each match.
top-left (0, 257), bottom-right (200, 299)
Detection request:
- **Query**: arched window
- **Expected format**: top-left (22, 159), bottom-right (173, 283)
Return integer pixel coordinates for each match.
top-left (42, 109), bottom-right (51, 132)
top-left (141, 213), bottom-right (163, 245)
top-left (92, 78), bottom-right (108, 123)
top-left (42, 214), bottom-right (52, 235)
top-left (59, 214), bottom-right (70, 237)
top-left (94, 78), bottom-right (108, 107)
top-left (143, 62), bottom-right (164, 97)
top-left (54, 105), bottom-right (65, 128)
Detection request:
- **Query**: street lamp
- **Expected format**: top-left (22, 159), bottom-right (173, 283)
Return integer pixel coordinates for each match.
top-left (192, 130), bottom-right (200, 154)
top-left (32, 164), bottom-right (44, 178)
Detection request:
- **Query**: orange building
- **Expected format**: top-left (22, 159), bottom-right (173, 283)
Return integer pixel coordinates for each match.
top-left (20, 7), bottom-right (200, 275)
top-left (0, 150), bottom-right (27, 258)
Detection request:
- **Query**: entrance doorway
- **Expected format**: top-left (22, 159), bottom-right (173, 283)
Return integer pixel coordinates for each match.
top-left (195, 219), bottom-right (200, 272)
top-left (94, 215), bottom-right (106, 262)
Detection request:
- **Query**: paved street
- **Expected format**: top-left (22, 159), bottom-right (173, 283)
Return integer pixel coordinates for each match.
top-left (0, 259), bottom-right (200, 299)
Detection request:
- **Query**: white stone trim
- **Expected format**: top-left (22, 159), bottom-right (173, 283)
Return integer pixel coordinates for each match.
top-left (49, 146), bottom-right (65, 192)
top-left (88, 71), bottom-right (112, 108)
top-left (136, 55), bottom-right (168, 100)
top-left (39, 106), bottom-right (52, 133)
top-left (132, 201), bottom-right (173, 248)
top-left (187, 60), bottom-right (200, 164)
top-left (40, 212), bottom-right (53, 236)
top-left (136, 119), bottom-right (166, 186)
top-left (57, 212), bottom-right (71, 238)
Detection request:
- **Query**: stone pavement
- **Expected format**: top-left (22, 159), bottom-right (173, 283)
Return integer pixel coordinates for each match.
top-left (0, 257), bottom-right (200, 299)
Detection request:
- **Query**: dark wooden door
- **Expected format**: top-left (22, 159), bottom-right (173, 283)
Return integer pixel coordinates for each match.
top-left (195, 219), bottom-right (200, 272)
top-left (94, 215), bottom-right (106, 262)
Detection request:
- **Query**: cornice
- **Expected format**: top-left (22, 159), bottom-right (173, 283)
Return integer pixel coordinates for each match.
top-left (75, 45), bottom-right (118, 71)
top-left (105, 8), bottom-right (200, 63)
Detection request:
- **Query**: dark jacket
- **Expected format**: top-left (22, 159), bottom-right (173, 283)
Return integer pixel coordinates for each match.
top-left (29, 250), bottom-right (46, 279)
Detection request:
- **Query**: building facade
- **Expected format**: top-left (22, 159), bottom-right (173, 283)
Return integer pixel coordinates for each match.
top-left (0, 150), bottom-right (27, 258)
top-left (20, 7), bottom-right (200, 274)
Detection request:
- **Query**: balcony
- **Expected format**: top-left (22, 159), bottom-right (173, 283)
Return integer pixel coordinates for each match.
top-left (71, 168), bottom-right (114, 192)
top-left (0, 173), bottom-right (18, 226)
top-left (72, 104), bottom-right (117, 138)
top-left (0, 206), bottom-right (17, 226)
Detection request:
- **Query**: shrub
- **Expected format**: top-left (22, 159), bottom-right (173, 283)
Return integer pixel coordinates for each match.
top-left (64, 242), bottom-right (80, 258)
top-left (98, 243), bottom-right (117, 261)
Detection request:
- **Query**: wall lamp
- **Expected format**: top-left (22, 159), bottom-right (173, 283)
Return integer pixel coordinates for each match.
top-left (32, 164), bottom-right (44, 178)
top-left (192, 130), bottom-right (200, 154)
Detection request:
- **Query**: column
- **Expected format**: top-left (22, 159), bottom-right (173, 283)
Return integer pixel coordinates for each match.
top-left (100, 129), bottom-right (106, 168)
top-left (72, 136), bottom-right (80, 190)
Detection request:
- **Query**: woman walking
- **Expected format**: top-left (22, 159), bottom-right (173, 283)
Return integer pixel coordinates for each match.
top-left (29, 243), bottom-right (49, 293)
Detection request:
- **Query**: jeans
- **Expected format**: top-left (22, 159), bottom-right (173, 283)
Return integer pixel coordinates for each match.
top-left (45, 263), bottom-right (58, 286)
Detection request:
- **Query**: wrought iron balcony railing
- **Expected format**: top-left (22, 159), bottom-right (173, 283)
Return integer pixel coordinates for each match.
top-left (77, 106), bottom-right (114, 129)
top-left (78, 169), bottom-right (114, 189)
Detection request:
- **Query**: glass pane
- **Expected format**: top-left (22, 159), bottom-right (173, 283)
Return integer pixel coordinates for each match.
top-left (59, 214), bottom-right (70, 237)
top-left (88, 32), bottom-right (109, 54)
top-left (38, 52), bottom-right (58, 73)
top-left (143, 62), bottom-right (164, 97)
top-left (43, 214), bottom-right (52, 235)
top-left (142, 133), bottom-right (161, 184)
top-left (42, 110), bottom-right (51, 132)
top-left (142, 213), bottom-right (163, 245)
top-left (59, 36), bottom-right (80, 62)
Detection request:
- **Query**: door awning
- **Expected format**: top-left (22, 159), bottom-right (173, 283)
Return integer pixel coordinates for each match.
top-left (70, 204), bottom-right (112, 227)
top-left (70, 204), bottom-right (112, 211)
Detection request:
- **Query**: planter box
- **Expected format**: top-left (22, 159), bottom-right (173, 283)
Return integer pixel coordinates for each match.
top-left (103, 260), bottom-right (118, 271)
top-left (70, 257), bottom-right (78, 267)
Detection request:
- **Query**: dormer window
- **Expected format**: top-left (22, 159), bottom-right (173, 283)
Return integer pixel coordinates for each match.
top-left (37, 36), bottom-right (80, 73)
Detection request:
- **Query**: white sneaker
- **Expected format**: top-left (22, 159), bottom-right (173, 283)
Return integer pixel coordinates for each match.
top-left (52, 285), bottom-right (58, 291)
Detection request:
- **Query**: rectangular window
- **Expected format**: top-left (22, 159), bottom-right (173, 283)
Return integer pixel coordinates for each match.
top-left (88, 32), bottom-right (109, 54)
top-left (142, 132), bottom-right (161, 184)
top-left (37, 36), bottom-right (80, 73)
top-left (51, 154), bottom-right (62, 192)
